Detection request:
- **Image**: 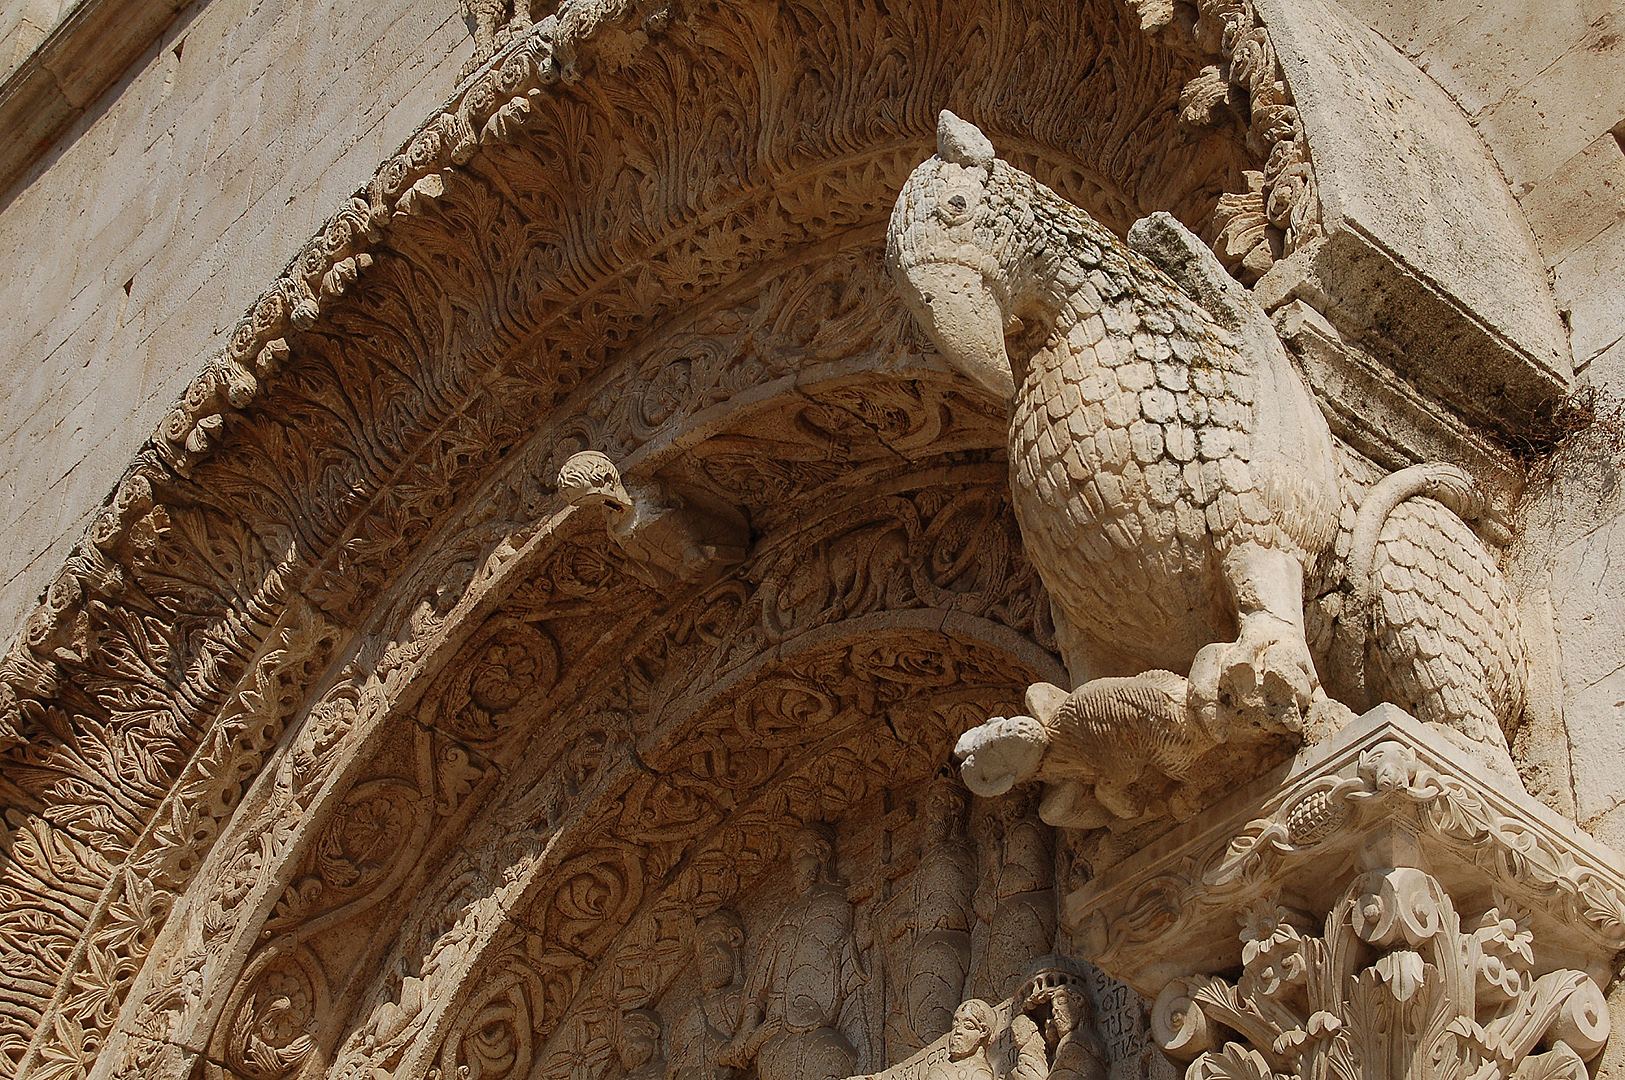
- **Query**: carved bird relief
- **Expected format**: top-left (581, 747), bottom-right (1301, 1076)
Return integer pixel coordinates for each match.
top-left (887, 113), bottom-right (1525, 830)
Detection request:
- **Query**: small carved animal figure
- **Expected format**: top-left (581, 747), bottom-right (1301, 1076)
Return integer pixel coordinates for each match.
top-left (556, 450), bottom-right (749, 589)
top-left (889, 113), bottom-right (1523, 829)
top-left (460, 0), bottom-right (546, 80)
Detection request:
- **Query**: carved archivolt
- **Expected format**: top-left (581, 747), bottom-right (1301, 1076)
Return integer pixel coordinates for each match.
top-left (5, 221), bottom-right (1076, 1080)
top-left (0, 0), bottom-right (1553, 1074)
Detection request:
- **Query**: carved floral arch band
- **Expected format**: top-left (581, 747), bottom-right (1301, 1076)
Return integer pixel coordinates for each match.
top-left (0, 0), bottom-right (1580, 1077)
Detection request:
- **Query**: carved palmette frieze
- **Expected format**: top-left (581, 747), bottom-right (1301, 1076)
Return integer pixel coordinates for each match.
top-left (0, 610), bottom-right (340, 1080)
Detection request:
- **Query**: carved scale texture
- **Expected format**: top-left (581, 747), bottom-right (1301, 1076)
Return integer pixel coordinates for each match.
top-left (995, 165), bottom-right (1337, 674)
top-left (1366, 499), bottom-right (1524, 752)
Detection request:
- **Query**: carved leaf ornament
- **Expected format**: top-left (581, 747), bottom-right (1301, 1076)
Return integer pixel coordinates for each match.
top-left (1155, 872), bottom-right (1610, 1080)
top-left (1205, 744), bottom-right (1625, 951)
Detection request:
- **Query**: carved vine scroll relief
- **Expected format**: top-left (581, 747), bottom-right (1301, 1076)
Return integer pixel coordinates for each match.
top-left (0, 0), bottom-right (1269, 1068)
top-left (887, 112), bottom-right (1524, 842)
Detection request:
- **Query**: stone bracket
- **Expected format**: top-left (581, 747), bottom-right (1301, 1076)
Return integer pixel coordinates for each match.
top-left (1066, 704), bottom-right (1625, 1000)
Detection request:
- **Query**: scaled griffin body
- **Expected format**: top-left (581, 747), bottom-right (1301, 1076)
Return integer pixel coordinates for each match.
top-left (888, 112), bottom-right (1524, 832)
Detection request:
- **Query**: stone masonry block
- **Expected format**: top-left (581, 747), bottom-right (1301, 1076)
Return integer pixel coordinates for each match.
top-left (1521, 131), bottom-right (1625, 265)
top-left (1564, 663), bottom-right (1625, 825)
top-left (1581, 327), bottom-right (1625, 384)
top-left (1414, 0), bottom-right (1590, 119)
top-left (1549, 506), bottom-right (1625, 689)
top-left (1480, 9), bottom-right (1625, 192)
top-left (1554, 216), bottom-right (1625, 364)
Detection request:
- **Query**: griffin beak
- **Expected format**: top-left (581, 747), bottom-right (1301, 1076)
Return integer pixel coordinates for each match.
top-left (901, 261), bottom-right (1015, 403)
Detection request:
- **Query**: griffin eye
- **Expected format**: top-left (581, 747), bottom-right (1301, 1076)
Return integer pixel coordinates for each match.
top-left (937, 191), bottom-right (973, 224)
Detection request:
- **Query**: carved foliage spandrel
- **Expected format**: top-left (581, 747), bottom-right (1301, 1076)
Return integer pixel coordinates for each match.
top-left (1133, 0), bottom-right (1323, 279)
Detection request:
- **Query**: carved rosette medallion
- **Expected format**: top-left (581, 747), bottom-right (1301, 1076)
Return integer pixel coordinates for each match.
top-left (1065, 705), bottom-right (1625, 1080)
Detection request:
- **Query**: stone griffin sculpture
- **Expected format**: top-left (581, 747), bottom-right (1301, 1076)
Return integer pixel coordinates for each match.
top-left (887, 112), bottom-right (1524, 831)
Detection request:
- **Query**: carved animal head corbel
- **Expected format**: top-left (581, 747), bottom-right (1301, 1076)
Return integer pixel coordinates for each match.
top-left (954, 714), bottom-right (1049, 797)
top-left (556, 450), bottom-right (634, 514)
top-left (555, 450), bottom-right (749, 589)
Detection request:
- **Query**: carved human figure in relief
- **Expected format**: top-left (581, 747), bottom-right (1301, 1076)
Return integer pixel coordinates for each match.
top-left (1009, 966), bottom-right (1106, 1080)
top-left (923, 999), bottom-right (999, 1080)
top-left (881, 778), bottom-right (975, 1058)
top-left (886, 112), bottom-right (1525, 829)
top-left (721, 824), bottom-right (865, 1080)
top-left (672, 909), bottom-right (747, 1080)
top-left (966, 794), bottom-right (1056, 1006)
top-left (619, 1009), bottom-right (669, 1080)
top-left (556, 450), bottom-right (748, 590)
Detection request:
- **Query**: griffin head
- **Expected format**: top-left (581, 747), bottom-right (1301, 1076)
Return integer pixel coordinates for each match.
top-left (887, 111), bottom-right (1103, 401)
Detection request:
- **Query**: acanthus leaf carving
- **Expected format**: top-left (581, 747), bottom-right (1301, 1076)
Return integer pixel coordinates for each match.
top-left (1151, 875), bottom-right (1610, 1080)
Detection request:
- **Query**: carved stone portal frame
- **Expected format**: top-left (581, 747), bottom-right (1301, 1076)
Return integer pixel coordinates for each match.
top-left (0, 0), bottom-right (1582, 1077)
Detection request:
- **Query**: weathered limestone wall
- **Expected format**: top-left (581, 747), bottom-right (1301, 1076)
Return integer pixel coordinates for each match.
top-left (0, 0), bottom-right (471, 643)
top-left (1337, 0), bottom-right (1625, 378)
top-left (1354, 0), bottom-right (1625, 853)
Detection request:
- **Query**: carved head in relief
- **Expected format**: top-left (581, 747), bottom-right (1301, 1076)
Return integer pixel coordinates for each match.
top-left (695, 908), bottom-right (744, 991)
top-left (953, 714), bottom-right (1048, 797)
top-left (617, 1009), bottom-right (663, 1073)
top-left (556, 450), bottom-right (632, 512)
top-left (789, 822), bottom-right (838, 895)
top-left (923, 774), bottom-right (968, 842)
top-left (887, 111), bottom-right (1097, 402)
top-left (947, 999), bottom-right (997, 1060)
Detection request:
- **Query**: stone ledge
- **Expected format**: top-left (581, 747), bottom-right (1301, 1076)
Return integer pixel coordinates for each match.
top-left (1253, 0), bottom-right (1573, 440)
top-left (0, 0), bottom-right (189, 201)
top-left (1066, 704), bottom-right (1625, 1000)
